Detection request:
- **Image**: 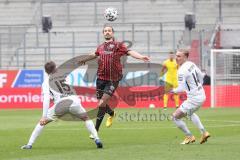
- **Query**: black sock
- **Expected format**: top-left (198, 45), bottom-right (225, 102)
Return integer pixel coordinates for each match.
top-left (95, 107), bottom-right (106, 131)
top-left (106, 104), bottom-right (114, 116)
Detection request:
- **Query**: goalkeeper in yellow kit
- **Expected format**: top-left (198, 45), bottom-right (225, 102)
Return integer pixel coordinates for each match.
top-left (160, 52), bottom-right (179, 110)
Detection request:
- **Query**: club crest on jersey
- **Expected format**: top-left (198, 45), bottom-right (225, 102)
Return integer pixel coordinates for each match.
top-left (109, 44), bottom-right (115, 49)
top-left (104, 43), bottom-right (115, 54)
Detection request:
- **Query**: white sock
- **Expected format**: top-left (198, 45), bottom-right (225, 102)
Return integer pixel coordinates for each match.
top-left (190, 113), bottom-right (206, 134)
top-left (85, 120), bottom-right (99, 140)
top-left (173, 117), bottom-right (192, 136)
top-left (27, 123), bottom-right (45, 146)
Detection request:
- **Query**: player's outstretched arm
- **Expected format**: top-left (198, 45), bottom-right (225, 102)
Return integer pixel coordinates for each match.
top-left (40, 86), bottom-right (50, 126)
top-left (78, 53), bottom-right (97, 65)
top-left (127, 50), bottom-right (150, 62)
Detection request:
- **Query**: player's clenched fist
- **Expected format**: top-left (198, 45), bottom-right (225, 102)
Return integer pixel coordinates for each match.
top-left (39, 117), bottom-right (48, 126)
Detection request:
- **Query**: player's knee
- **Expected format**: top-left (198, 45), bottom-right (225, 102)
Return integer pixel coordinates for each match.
top-left (98, 101), bottom-right (107, 108)
top-left (172, 114), bottom-right (178, 121)
top-left (80, 116), bottom-right (88, 121)
top-left (79, 113), bottom-right (89, 121)
top-left (172, 114), bottom-right (183, 124)
top-left (172, 112), bottom-right (183, 121)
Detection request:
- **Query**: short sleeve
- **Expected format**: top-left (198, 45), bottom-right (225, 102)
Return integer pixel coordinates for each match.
top-left (95, 47), bottom-right (100, 56)
top-left (118, 42), bottom-right (129, 56)
top-left (163, 60), bottom-right (167, 67)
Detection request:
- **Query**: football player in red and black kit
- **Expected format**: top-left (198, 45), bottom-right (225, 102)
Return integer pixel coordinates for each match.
top-left (79, 25), bottom-right (150, 136)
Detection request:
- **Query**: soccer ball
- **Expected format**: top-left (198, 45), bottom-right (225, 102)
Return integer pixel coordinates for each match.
top-left (104, 7), bottom-right (118, 21)
top-left (149, 104), bottom-right (155, 109)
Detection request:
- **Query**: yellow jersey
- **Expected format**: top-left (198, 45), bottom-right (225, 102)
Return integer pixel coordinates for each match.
top-left (163, 59), bottom-right (178, 87)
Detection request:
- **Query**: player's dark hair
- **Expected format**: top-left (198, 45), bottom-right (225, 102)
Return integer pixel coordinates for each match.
top-left (169, 51), bottom-right (174, 54)
top-left (178, 49), bottom-right (189, 58)
top-left (44, 61), bottom-right (56, 74)
top-left (103, 25), bottom-right (114, 33)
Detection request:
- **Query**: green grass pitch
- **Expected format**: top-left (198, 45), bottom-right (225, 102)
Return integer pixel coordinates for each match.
top-left (0, 108), bottom-right (240, 160)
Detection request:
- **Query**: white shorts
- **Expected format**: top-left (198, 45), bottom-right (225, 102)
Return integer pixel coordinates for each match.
top-left (47, 96), bottom-right (86, 121)
top-left (179, 99), bottom-right (204, 116)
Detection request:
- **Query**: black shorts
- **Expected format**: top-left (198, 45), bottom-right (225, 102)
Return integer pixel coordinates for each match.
top-left (96, 78), bottom-right (119, 99)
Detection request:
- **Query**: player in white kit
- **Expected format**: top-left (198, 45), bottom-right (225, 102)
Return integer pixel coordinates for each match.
top-left (171, 49), bottom-right (210, 144)
top-left (21, 61), bottom-right (103, 149)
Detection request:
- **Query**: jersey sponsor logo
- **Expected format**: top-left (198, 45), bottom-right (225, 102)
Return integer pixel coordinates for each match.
top-left (104, 51), bottom-right (113, 54)
top-left (188, 64), bottom-right (195, 72)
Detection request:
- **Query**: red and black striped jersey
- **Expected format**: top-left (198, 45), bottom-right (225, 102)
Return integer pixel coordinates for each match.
top-left (95, 41), bottom-right (128, 81)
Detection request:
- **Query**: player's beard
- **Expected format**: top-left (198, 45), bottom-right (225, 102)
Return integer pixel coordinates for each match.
top-left (104, 34), bottom-right (113, 41)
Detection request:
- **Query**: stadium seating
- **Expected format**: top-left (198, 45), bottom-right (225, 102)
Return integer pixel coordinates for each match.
top-left (0, 0), bottom-right (38, 68)
top-left (0, 0), bottom-right (240, 69)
